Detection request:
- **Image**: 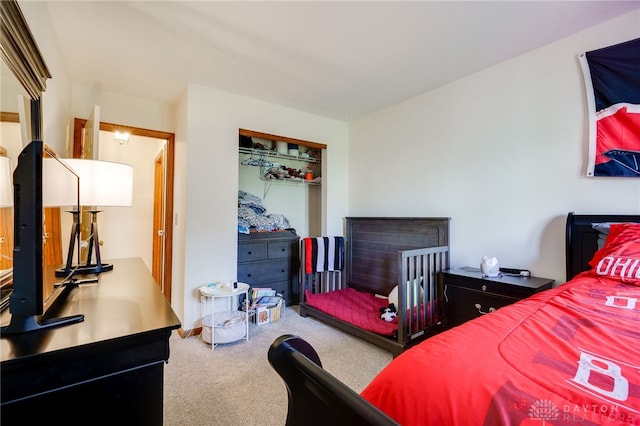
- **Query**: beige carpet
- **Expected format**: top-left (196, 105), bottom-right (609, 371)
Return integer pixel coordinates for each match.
top-left (163, 306), bottom-right (393, 426)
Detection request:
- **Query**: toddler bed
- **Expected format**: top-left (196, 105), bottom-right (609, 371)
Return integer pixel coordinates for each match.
top-left (270, 212), bottom-right (640, 425)
top-left (299, 217), bottom-right (450, 357)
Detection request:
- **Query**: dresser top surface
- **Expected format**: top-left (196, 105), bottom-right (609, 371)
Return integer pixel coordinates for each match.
top-left (238, 229), bottom-right (298, 242)
top-left (443, 266), bottom-right (554, 290)
top-left (1, 257), bottom-right (181, 363)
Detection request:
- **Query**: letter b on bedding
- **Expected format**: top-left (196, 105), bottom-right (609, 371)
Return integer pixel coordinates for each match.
top-left (571, 352), bottom-right (629, 401)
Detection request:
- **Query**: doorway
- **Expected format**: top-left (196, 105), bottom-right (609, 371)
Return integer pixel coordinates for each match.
top-left (73, 118), bottom-right (175, 303)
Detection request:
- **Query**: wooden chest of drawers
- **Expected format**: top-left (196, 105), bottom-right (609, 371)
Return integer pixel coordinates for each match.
top-left (237, 230), bottom-right (300, 306)
top-left (442, 266), bottom-right (554, 328)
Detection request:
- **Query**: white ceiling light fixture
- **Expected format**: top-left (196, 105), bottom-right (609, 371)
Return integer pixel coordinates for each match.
top-left (114, 131), bottom-right (130, 145)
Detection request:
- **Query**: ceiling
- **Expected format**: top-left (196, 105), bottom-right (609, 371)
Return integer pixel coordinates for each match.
top-left (45, 1), bottom-right (640, 121)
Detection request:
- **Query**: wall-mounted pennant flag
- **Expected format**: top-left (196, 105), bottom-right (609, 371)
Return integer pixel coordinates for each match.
top-left (579, 37), bottom-right (640, 177)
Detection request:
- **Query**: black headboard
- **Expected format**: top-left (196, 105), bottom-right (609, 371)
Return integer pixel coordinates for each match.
top-left (565, 212), bottom-right (640, 281)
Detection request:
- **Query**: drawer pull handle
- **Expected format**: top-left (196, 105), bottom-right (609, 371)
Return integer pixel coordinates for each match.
top-left (247, 274), bottom-right (252, 277)
top-left (248, 251), bottom-right (252, 255)
top-left (482, 284), bottom-right (487, 291)
top-left (281, 248), bottom-right (285, 252)
top-left (281, 269), bottom-right (285, 273)
top-left (475, 303), bottom-right (496, 315)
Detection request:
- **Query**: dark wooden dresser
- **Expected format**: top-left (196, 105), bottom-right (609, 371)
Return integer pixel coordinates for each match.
top-left (0, 257), bottom-right (181, 425)
top-left (443, 266), bottom-right (554, 328)
top-left (238, 230), bottom-right (300, 305)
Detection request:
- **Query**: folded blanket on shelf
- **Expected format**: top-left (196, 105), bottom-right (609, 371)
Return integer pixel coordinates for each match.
top-left (237, 190), bottom-right (290, 232)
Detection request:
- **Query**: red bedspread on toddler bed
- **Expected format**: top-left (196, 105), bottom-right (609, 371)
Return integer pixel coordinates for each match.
top-left (304, 288), bottom-right (398, 336)
top-left (360, 273), bottom-right (640, 425)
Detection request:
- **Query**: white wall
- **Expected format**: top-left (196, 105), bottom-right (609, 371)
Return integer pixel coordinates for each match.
top-left (181, 85), bottom-right (349, 328)
top-left (71, 86), bottom-right (175, 134)
top-left (172, 90), bottom-right (188, 323)
top-left (18, 1), bottom-right (71, 156)
top-left (349, 10), bottom-right (640, 285)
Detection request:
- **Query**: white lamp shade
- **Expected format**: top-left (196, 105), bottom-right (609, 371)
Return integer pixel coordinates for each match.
top-left (43, 156), bottom-right (79, 207)
top-left (0, 156), bottom-right (12, 207)
top-left (43, 158), bottom-right (133, 207)
top-left (70, 159), bottom-right (133, 207)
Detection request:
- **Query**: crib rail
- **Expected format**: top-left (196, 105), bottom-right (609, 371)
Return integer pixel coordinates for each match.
top-left (396, 246), bottom-right (449, 344)
top-left (302, 270), bottom-right (344, 295)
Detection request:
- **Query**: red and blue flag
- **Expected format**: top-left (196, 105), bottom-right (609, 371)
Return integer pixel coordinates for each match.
top-left (579, 37), bottom-right (640, 177)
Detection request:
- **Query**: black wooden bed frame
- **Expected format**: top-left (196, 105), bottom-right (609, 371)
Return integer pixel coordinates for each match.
top-left (270, 212), bottom-right (640, 426)
top-left (299, 217), bottom-right (450, 357)
top-left (565, 212), bottom-right (640, 281)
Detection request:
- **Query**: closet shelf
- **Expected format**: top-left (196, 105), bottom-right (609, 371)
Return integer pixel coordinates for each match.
top-left (239, 147), bottom-right (320, 164)
top-left (259, 175), bottom-right (321, 186)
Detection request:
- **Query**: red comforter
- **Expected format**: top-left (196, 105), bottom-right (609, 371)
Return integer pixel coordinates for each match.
top-left (361, 273), bottom-right (640, 425)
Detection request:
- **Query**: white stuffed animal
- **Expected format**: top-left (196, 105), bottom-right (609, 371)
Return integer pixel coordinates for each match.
top-left (379, 303), bottom-right (397, 322)
top-left (481, 256), bottom-right (500, 277)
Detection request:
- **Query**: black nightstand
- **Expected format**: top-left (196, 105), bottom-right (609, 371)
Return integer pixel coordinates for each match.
top-left (442, 266), bottom-right (554, 328)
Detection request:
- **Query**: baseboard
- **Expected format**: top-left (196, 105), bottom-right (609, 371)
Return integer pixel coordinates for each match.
top-left (177, 326), bottom-right (202, 338)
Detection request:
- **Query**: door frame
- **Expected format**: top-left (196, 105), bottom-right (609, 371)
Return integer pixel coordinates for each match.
top-left (73, 118), bottom-right (175, 303)
top-left (152, 149), bottom-right (165, 290)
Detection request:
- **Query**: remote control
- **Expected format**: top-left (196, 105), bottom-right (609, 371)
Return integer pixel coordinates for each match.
top-left (499, 267), bottom-right (531, 277)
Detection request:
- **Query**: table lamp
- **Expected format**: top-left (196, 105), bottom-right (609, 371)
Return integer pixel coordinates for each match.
top-left (44, 158), bottom-right (133, 277)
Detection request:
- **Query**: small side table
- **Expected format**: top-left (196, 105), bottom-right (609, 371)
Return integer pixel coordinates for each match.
top-left (442, 267), bottom-right (554, 328)
top-left (199, 282), bottom-right (250, 350)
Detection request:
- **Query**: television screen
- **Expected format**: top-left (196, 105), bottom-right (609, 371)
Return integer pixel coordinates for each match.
top-left (2, 140), bottom-right (84, 334)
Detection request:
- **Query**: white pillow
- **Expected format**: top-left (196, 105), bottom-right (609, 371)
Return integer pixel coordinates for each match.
top-left (388, 278), bottom-right (424, 309)
top-left (592, 222), bottom-right (626, 250)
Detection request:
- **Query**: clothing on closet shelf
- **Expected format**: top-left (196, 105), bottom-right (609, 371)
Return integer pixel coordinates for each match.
top-left (237, 190), bottom-right (291, 233)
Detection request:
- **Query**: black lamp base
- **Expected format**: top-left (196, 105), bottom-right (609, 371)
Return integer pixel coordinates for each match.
top-left (56, 210), bottom-right (113, 278)
top-left (55, 263), bottom-right (113, 277)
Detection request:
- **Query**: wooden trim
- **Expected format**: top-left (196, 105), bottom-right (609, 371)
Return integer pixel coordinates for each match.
top-left (42, 207), bottom-right (62, 266)
top-left (73, 118), bottom-right (84, 158)
top-left (163, 134), bottom-right (175, 304)
top-left (0, 208), bottom-right (13, 270)
top-left (177, 327), bottom-right (202, 339)
top-left (239, 128), bottom-right (327, 150)
top-left (75, 118), bottom-right (172, 143)
top-left (0, 112), bottom-right (20, 123)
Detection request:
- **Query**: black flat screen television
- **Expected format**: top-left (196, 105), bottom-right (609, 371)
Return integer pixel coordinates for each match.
top-left (1, 140), bottom-right (84, 335)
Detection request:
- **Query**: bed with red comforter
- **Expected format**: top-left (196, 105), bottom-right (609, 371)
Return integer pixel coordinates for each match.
top-left (362, 271), bottom-right (640, 424)
top-left (268, 213), bottom-right (640, 426)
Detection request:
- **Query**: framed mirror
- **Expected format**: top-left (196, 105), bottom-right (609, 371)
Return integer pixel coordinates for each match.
top-left (1, 0), bottom-right (59, 317)
top-left (1, 0), bottom-right (51, 101)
